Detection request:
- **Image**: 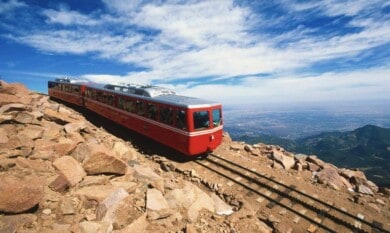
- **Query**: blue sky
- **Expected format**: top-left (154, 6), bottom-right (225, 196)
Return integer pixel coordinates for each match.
top-left (0, 0), bottom-right (389, 106)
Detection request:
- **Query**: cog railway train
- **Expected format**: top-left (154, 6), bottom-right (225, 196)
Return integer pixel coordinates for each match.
top-left (48, 78), bottom-right (223, 156)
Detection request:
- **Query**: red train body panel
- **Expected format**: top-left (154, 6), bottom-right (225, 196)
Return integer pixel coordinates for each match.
top-left (48, 78), bottom-right (223, 156)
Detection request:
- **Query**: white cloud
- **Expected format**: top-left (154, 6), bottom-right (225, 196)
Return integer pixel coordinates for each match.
top-left (0, 0), bottom-right (26, 14)
top-left (178, 67), bottom-right (390, 105)
top-left (284, 0), bottom-right (387, 17)
top-left (7, 30), bottom-right (143, 58)
top-left (42, 8), bottom-right (99, 26)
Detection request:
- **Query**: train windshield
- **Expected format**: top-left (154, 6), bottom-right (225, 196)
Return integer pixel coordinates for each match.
top-left (212, 109), bottom-right (222, 127)
top-left (193, 111), bottom-right (210, 130)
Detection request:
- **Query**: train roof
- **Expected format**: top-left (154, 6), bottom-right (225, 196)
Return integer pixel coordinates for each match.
top-left (50, 78), bottom-right (221, 108)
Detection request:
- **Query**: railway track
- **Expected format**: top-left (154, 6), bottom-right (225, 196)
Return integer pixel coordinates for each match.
top-left (190, 153), bottom-right (389, 233)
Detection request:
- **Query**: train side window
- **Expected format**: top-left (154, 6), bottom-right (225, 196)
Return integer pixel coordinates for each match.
top-left (125, 100), bottom-right (135, 112)
top-left (176, 110), bottom-right (187, 130)
top-left (118, 97), bottom-right (125, 109)
top-left (136, 101), bottom-right (145, 116)
top-left (147, 103), bottom-right (157, 120)
top-left (160, 107), bottom-right (173, 125)
top-left (212, 109), bottom-right (222, 127)
top-left (91, 90), bottom-right (97, 100)
top-left (193, 111), bottom-right (210, 130)
top-left (73, 86), bottom-right (80, 94)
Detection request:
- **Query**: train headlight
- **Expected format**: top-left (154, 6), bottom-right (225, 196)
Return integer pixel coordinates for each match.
top-left (210, 134), bottom-right (215, 141)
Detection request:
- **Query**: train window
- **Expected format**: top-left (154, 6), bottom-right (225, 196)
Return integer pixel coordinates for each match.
top-left (147, 103), bottom-right (157, 120)
top-left (73, 86), bottom-right (80, 94)
top-left (106, 95), bottom-right (114, 105)
top-left (193, 111), bottom-right (210, 130)
top-left (176, 110), bottom-right (187, 130)
top-left (48, 82), bottom-right (56, 89)
top-left (118, 97), bottom-right (125, 109)
top-left (125, 100), bottom-right (135, 112)
top-left (90, 89), bottom-right (97, 100)
top-left (212, 109), bottom-right (222, 127)
top-left (136, 101), bottom-right (146, 116)
top-left (160, 107), bottom-right (173, 125)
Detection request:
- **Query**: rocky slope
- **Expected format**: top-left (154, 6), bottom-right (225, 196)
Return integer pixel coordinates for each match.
top-left (0, 80), bottom-right (389, 233)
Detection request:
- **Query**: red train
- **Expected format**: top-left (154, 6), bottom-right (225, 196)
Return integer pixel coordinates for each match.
top-left (48, 78), bottom-right (223, 156)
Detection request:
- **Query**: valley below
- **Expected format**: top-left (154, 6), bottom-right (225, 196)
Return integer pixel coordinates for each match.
top-left (225, 104), bottom-right (390, 187)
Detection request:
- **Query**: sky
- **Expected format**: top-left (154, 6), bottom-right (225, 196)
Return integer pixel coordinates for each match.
top-left (0, 0), bottom-right (389, 106)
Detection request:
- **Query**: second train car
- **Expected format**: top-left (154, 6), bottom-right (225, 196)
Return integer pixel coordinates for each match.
top-left (48, 78), bottom-right (223, 156)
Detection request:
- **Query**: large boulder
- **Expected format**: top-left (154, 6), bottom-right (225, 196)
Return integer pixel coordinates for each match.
top-left (53, 156), bottom-right (86, 186)
top-left (339, 168), bottom-right (368, 185)
top-left (0, 93), bottom-right (20, 106)
top-left (165, 181), bottom-right (214, 222)
top-left (112, 213), bottom-right (148, 233)
top-left (0, 174), bottom-right (44, 213)
top-left (272, 149), bottom-right (295, 170)
top-left (0, 214), bottom-right (36, 233)
top-left (71, 142), bottom-right (92, 162)
top-left (19, 125), bottom-right (44, 140)
top-left (83, 146), bottom-right (128, 175)
top-left (96, 188), bottom-right (129, 224)
top-left (76, 185), bottom-right (119, 203)
top-left (316, 167), bottom-right (345, 190)
top-left (43, 108), bottom-right (76, 124)
top-left (14, 112), bottom-right (35, 124)
top-left (78, 221), bottom-right (113, 233)
top-left (0, 103), bottom-right (28, 114)
top-left (306, 155), bottom-right (326, 169)
top-left (146, 188), bottom-right (170, 211)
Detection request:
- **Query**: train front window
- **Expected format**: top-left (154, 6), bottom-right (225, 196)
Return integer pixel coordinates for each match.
top-left (193, 111), bottom-right (210, 130)
top-left (212, 109), bottom-right (222, 127)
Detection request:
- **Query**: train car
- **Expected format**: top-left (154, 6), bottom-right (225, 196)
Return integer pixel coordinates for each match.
top-left (48, 78), bottom-right (85, 106)
top-left (47, 78), bottom-right (223, 156)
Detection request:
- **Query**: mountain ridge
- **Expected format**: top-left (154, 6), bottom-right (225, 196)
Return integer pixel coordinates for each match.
top-left (234, 124), bottom-right (390, 187)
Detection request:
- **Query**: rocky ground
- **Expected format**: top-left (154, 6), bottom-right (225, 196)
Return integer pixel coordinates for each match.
top-left (0, 80), bottom-right (389, 233)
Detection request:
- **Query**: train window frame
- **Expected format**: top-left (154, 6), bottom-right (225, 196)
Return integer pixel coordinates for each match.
top-left (193, 110), bottom-right (210, 130)
top-left (212, 109), bottom-right (222, 127)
